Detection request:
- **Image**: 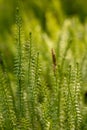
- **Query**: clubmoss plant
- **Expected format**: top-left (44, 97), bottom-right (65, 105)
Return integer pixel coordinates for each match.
top-left (0, 7), bottom-right (84, 130)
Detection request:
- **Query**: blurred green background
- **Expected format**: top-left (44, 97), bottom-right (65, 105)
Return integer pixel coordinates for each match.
top-left (0, 0), bottom-right (87, 60)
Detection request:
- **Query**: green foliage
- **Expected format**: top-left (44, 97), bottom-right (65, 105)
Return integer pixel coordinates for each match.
top-left (0, 13), bottom-right (84, 130)
top-left (1, 2), bottom-right (87, 129)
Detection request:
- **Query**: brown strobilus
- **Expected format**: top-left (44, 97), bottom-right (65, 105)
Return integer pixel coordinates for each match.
top-left (51, 48), bottom-right (57, 75)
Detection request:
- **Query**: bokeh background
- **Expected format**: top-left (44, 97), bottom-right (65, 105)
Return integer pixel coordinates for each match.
top-left (0, 0), bottom-right (87, 62)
